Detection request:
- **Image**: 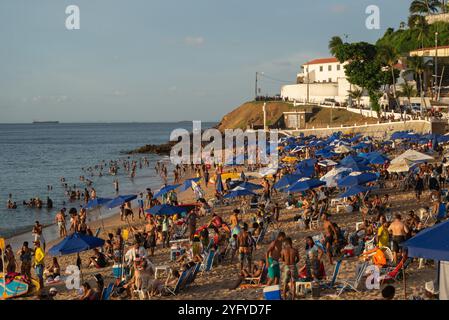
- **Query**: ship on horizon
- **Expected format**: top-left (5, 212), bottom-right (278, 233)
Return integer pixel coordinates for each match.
top-left (32, 120), bottom-right (60, 124)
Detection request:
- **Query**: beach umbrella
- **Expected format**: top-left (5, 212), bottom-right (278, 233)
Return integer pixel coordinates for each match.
top-left (334, 145), bottom-right (353, 154)
top-left (390, 149), bottom-right (434, 165)
top-left (274, 174), bottom-right (303, 190)
top-left (320, 167), bottom-right (351, 188)
top-left (402, 219), bottom-right (449, 261)
top-left (49, 233), bottom-right (105, 256)
top-left (106, 194), bottom-right (137, 209)
top-left (315, 149), bottom-right (337, 158)
top-left (223, 186), bottom-right (256, 199)
top-left (336, 185), bottom-right (373, 199)
top-left (340, 155), bottom-right (368, 166)
top-left (296, 158), bottom-right (317, 169)
top-left (318, 159), bottom-right (338, 167)
top-left (85, 197), bottom-right (113, 210)
top-left (353, 142), bottom-right (372, 150)
top-left (146, 204), bottom-right (187, 216)
top-left (215, 173), bottom-right (224, 193)
top-left (293, 166), bottom-right (315, 178)
top-left (287, 178), bottom-right (325, 193)
top-left (233, 181), bottom-right (263, 191)
top-left (337, 172), bottom-right (378, 187)
top-left (387, 159), bottom-right (418, 173)
top-left (178, 178), bottom-right (201, 192)
top-left (368, 154), bottom-right (390, 165)
top-left (153, 184), bottom-right (181, 199)
top-left (339, 162), bottom-right (372, 172)
top-left (258, 167), bottom-right (278, 177)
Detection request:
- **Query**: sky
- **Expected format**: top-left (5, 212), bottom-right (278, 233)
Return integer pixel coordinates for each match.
top-left (0, 0), bottom-right (410, 123)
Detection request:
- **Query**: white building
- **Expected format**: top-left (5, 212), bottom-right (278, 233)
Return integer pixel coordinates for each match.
top-left (282, 57), bottom-right (365, 105)
top-left (297, 57), bottom-right (346, 83)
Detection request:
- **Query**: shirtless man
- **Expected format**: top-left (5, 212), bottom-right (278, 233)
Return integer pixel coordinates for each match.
top-left (388, 214), bottom-right (409, 263)
top-left (280, 237), bottom-right (300, 300)
top-left (237, 223), bottom-right (252, 272)
top-left (265, 231), bottom-right (286, 285)
top-left (55, 209), bottom-right (67, 238)
top-left (230, 209), bottom-right (240, 231)
top-left (322, 214), bottom-right (338, 265)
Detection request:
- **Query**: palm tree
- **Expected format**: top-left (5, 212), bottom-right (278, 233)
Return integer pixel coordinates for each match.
top-left (405, 56), bottom-right (433, 110)
top-left (410, 0), bottom-right (441, 15)
top-left (329, 36), bottom-right (343, 58)
top-left (408, 15), bottom-right (429, 49)
top-left (348, 88), bottom-right (363, 109)
top-left (398, 80), bottom-right (418, 106)
top-left (377, 45), bottom-right (400, 107)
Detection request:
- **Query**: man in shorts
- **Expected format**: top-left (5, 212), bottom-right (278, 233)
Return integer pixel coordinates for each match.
top-left (237, 223), bottom-right (252, 272)
top-left (280, 237), bottom-right (300, 300)
top-left (388, 214), bottom-right (409, 264)
top-left (265, 231), bottom-right (285, 285)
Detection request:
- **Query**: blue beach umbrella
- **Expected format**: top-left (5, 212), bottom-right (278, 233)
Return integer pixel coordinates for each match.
top-left (233, 181), bottom-right (263, 191)
top-left (223, 187), bottom-right (256, 199)
top-left (339, 162), bottom-right (372, 172)
top-left (368, 154), bottom-right (390, 165)
top-left (153, 184), bottom-right (181, 199)
top-left (146, 204), bottom-right (187, 216)
top-left (287, 178), bottom-right (325, 193)
top-left (337, 172), bottom-right (378, 187)
top-left (178, 178), bottom-right (201, 192)
top-left (85, 197), bottom-right (113, 209)
top-left (274, 174), bottom-right (303, 190)
top-left (49, 233), bottom-right (105, 256)
top-left (336, 185), bottom-right (373, 199)
top-left (106, 194), bottom-right (137, 209)
top-left (402, 220), bottom-right (449, 261)
top-left (296, 158), bottom-right (317, 169)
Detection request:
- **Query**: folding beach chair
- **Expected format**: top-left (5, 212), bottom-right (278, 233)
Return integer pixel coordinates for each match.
top-left (201, 250), bottom-right (216, 273)
top-left (185, 262), bottom-right (201, 287)
top-left (336, 261), bottom-right (368, 296)
top-left (165, 268), bottom-right (190, 296)
top-left (379, 254), bottom-right (409, 285)
top-left (242, 264), bottom-right (267, 287)
top-left (320, 259), bottom-right (343, 290)
top-left (254, 224), bottom-right (268, 248)
top-left (102, 283), bottom-right (114, 300)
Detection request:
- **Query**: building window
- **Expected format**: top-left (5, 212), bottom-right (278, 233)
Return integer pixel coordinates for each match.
top-left (319, 66), bottom-right (323, 72)
top-left (328, 78), bottom-right (332, 82)
top-left (328, 65), bottom-right (332, 71)
top-left (337, 64), bottom-right (341, 71)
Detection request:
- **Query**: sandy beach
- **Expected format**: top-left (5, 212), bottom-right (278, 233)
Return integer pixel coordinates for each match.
top-left (8, 158), bottom-right (439, 301)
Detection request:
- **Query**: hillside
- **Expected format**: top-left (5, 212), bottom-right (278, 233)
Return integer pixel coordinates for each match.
top-left (216, 101), bottom-right (378, 131)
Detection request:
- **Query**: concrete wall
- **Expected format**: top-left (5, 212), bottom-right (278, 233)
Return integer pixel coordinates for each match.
top-left (281, 83), bottom-right (339, 103)
top-left (281, 120), bottom-right (433, 139)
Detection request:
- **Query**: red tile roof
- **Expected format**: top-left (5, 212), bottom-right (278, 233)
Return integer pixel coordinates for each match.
top-left (304, 57), bottom-right (339, 65)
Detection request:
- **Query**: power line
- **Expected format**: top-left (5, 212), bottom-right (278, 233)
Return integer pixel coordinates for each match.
top-left (258, 73), bottom-right (292, 83)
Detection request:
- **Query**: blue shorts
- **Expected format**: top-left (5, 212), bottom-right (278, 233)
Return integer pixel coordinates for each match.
top-left (35, 264), bottom-right (44, 279)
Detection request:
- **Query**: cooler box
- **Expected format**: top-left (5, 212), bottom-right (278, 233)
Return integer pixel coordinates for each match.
top-left (113, 264), bottom-right (124, 278)
top-left (263, 285), bottom-right (282, 300)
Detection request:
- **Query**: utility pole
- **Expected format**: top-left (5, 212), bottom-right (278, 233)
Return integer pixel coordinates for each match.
top-left (435, 32), bottom-right (439, 100)
top-left (306, 64), bottom-right (310, 105)
top-left (255, 72), bottom-right (258, 100)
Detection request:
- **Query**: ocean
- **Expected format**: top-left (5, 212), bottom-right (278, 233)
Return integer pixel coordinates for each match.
top-left (0, 122), bottom-right (216, 240)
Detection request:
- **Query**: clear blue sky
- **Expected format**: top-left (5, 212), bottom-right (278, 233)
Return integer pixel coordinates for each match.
top-left (0, 0), bottom-right (410, 123)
